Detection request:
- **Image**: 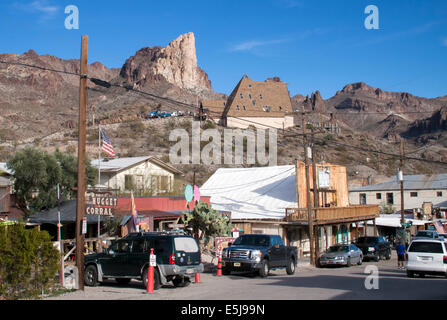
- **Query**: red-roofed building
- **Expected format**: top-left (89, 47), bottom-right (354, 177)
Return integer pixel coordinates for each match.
top-left (116, 196), bottom-right (211, 236)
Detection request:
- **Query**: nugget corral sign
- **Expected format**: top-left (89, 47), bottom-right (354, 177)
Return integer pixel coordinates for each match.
top-left (86, 196), bottom-right (118, 216)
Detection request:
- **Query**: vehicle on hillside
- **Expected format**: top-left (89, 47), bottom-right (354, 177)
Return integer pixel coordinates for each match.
top-left (318, 244), bottom-right (363, 267)
top-left (406, 239), bottom-right (447, 278)
top-left (354, 236), bottom-right (392, 262)
top-left (221, 234), bottom-right (298, 277)
top-left (146, 111), bottom-right (171, 119)
top-left (146, 111), bottom-right (159, 119)
top-left (412, 230), bottom-right (440, 240)
top-left (83, 231), bottom-right (203, 290)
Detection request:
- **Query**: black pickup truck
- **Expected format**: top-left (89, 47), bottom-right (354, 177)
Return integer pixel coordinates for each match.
top-left (221, 234), bottom-right (298, 277)
top-left (354, 236), bottom-right (392, 262)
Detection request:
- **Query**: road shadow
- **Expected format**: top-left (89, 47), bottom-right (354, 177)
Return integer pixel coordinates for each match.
top-left (253, 272), bottom-right (447, 300)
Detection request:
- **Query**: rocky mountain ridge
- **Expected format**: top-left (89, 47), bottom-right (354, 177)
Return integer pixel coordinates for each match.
top-left (0, 33), bottom-right (223, 141)
top-left (292, 82), bottom-right (446, 141)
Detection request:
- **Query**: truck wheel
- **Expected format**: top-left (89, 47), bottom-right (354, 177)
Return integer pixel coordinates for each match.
top-left (222, 267), bottom-right (231, 275)
top-left (286, 258), bottom-right (296, 275)
top-left (84, 265), bottom-right (99, 287)
top-left (375, 254), bottom-right (380, 262)
top-left (385, 250), bottom-right (392, 260)
top-left (142, 267), bottom-right (161, 290)
top-left (259, 259), bottom-right (270, 278)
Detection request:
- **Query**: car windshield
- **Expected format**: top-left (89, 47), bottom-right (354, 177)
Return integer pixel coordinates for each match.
top-left (409, 241), bottom-right (444, 253)
top-left (415, 231), bottom-right (434, 237)
top-left (233, 235), bottom-right (270, 246)
top-left (327, 245), bottom-right (349, 253)
top-left (356, 237), bottom-right (378, 244)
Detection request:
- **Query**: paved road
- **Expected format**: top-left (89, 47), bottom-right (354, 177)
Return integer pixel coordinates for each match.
top-left (46, 253), bottom-right (447, 300)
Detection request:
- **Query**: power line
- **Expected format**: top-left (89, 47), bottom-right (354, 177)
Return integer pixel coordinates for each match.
top-left (0, 60), bottom-right (80, 77)
top-left (1, 59), bottom-right (447, 167)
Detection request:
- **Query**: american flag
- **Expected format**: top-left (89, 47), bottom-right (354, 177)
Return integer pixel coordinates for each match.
top-left (100, 128), bottom-right (115, 157)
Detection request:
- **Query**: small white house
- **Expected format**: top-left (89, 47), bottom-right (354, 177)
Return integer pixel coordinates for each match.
top-left (349, 174), bottom-right (447, 212)
top-left (92, 156), bottom-right (182, 195)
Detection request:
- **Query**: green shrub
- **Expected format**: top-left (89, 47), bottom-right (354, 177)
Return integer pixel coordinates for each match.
top-left (0, 223), bottom-right (60, 300)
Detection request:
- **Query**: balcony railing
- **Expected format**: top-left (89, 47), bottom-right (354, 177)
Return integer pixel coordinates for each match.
top-left (285, 205), bottom-right (379, 224)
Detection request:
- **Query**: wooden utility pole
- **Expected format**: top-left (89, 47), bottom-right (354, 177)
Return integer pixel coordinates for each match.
top-left (310, 127), bottom-right (320, 262)
top-left (75, 35), bottom-right (89, 291)
top-left (399, 138), bottom-right (406, 243)
top-left (311, 128), bottom-right (319, 208)
top-left (302, 111), bottom-right (315, 265)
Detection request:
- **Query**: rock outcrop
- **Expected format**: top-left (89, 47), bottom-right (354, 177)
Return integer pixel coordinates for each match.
top-left (119, 32), bottom-right (212, 94)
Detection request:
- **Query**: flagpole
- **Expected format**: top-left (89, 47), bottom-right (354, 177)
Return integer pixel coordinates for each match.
top-left (98, 125), bottom-right (101, 187)
top-left (97, 125), bottom-right (101, 252)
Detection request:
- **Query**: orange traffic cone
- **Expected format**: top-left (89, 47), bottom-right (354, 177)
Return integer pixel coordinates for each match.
top-left (217, 257), bottom-right (222, 276)
top-left (195, 272), bottom-right (201, 283)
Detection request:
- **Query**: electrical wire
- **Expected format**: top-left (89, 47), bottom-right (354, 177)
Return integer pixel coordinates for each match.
top-left (1, 59), bottom-right (446, 167)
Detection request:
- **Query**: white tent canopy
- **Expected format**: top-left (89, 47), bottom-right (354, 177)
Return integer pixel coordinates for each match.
top-left (201, 165), bottom-right (297, 220)
top-left (363, 214), bottom-right (430, 228)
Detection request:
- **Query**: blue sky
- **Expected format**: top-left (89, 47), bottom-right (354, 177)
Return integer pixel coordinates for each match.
top-left (0, 0), bottom-right (445, 99)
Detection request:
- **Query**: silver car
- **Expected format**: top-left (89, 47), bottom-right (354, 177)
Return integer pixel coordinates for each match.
top-left (318, 244), bottom-right (363, 267)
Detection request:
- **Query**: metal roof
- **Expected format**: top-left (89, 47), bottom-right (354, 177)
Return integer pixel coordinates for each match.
top-left (365, 214), bottom-right (430, 228)
top-left (91, 156), bottom-right (182, 175)
top-left (350, 174), bottom-right (447, 192)
top-left (201, 165), bottom-right (297, 220)
top-left (28, 200), bottom-right (109, 225)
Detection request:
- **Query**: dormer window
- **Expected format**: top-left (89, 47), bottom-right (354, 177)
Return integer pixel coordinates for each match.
top-left (279, 106), bottom-right (283, 111)
top-left (249, 94), bottom-right (252, 100)
top-left (243, 106), bottom-right (246, 110)
top-left (252, 100), bottom-right (256, 106)
top-left (259, 94), bottom-right (263, 100)
top-left (236, 105), bottom-right (240, 111)
top-left (240, 93), bottom-right (243, 99)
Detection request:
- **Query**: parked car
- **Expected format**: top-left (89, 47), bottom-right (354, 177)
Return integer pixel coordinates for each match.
top-left (221, 234), bottom-right (298, 277)
top-left (439, 233), bottom-right (447, 241)
top-left (406, 239), bottom-right (447, 278)
top-left (354, 236), bottom-right (392, 261)
top-left (318, 244), bottom-right (363, 267)
top-left (158, 111), bottom-right (171, 118)
top-left (83, 231), bottom-right (203, 289)
top-left (412, 230), bottom-right (439, 240)
top-left (146, 111), bottom-right (159, 119)
top-left (146, 111), bottom-right (171, 119)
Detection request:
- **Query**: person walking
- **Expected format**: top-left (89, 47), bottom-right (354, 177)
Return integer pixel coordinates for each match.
top-left (396, 241), bottom-right (406, 269)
